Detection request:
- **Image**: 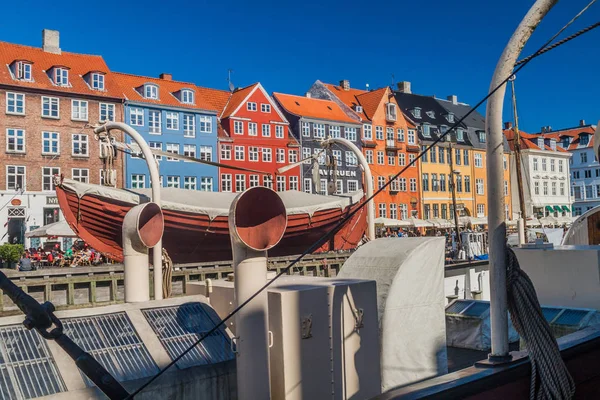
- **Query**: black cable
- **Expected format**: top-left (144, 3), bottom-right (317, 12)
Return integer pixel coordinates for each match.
top-left (127, 12), bottom-right (598, 400)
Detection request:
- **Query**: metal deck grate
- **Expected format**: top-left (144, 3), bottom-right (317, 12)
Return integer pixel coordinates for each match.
top-left (554, 309), bottom-right (589, 327)
top-left (62, 313), bottom-right (159, 386)
top-left (143, 303), bottom-right (234, 369)
top-left (541, 307), bottom-right (562, 323)
top-left (445, 300), bottom-right (472, 315)
top-left (0, 324), bottom-right (66, 399)
top-left (461, 302), bottom-right (490, 318)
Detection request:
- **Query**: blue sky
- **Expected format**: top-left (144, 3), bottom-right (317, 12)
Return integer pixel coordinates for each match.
top-left (1, 0), bottom-right (598, 132)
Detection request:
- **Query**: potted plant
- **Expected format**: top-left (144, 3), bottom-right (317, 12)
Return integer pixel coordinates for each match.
top-left (0, 244), bottom-right (24, 269)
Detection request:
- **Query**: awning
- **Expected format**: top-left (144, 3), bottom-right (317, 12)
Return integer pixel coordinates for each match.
top-left (545, 206), bottom-right (554, 213)
top-left (25, 220), bottom-right (77, 238)
top-left (561, 206), bottom-right (570, 212)
top-left (553, 206), bottom-right (562, 212)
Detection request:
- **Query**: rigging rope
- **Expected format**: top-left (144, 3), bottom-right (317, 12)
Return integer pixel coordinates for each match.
top-left (506, 247), bottom-right (576, 399)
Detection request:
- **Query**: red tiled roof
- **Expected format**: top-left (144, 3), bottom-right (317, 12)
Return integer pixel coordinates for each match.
top-left (503, 128), bottom-right (569, 152)
top-left (322, 83), bottom-right (369, 120)
top-left (535, 126), bottom-right (596, 151)
top-left (0, 41), bottom-right (122, 98)
top-left (113, 72), bottom-right (229, 112)
top-left (355, 88), bottom-right (387, 120)
top-left (220, 83), bottom-right (258, 118)
top-left (273, 92), bottom-right (360, 124)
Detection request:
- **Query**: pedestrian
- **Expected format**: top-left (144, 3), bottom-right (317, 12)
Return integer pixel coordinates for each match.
top-left (18, 253), bottom-right (34, 272)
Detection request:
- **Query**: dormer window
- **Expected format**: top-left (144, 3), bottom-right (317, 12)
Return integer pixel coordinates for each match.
top-left (91, 73), bottom-right (105, 90)
top-left (412, 107), bottom-right (421, 119)
top-left (561, 136), bottom-right (571, 148)
top-left (353, 104), bottom-right (363, 113)
top-left (426, 111), bottom-right (435, 119)
top-left (15, 61), bottom-right (32, 81)
top-left (580, 134), bottom-right (590, 146)
top-left (447, 113), bottom-right (454, 123)
top-left (550, 139), bottom-right (556, 151)
top-left (386, 103), bottom-right (397, 122)
top-left (537, 138), bottom-right (544, 149)
top-left (478, 131), bottom-right (486, 143)
top-left (456, 128), bottom-right (464, 141)
top-left (144, 84), bottom-right (159, 99)
top-left (54, 68), bottom-right (69, 86)
top-left (181, 89), bottom-right (194, 104)
top-left (422, 124), bottom-right (431, 137)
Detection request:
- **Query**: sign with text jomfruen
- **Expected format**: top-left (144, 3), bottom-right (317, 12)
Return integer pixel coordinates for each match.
top-left (319, 169), bottom-right (357, 177)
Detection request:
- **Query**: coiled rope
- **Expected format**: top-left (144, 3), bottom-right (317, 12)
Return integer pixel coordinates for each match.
top-left (506, 247), bottom-right (576, 399)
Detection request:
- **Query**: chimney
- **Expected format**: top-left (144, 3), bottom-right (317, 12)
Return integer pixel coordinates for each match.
top-left (339, 80), bottom-right (350, 91)
top-left (397, 81), bottom-right (411, 94)
top-left (42, 29), bottom-right (61, 54)
top-left (159, 73), bottom-right (172, 81)
top-left (504, 122), bottom-right (513, 129)
top-left (580, 119), bottom-right (586, 126)
top-left (305, 92), bottom-right (311, 98)
top-left (447, 95), bottom-right (458, 105)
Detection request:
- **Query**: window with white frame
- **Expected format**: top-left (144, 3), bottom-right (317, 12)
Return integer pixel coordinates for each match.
top-left (375, 126), bottom-right (383, 140)
top-left (130, 108), bottom-right (144, 126)
top-left (422, 124), bottom-right (431, 138)
top-left (302, 122), bottom-right (310, 137)
top-left (247, 102), bottom-right (257, 111)
top-left (345, 127), bottom-right (357, 142)
top-left (475, 153), bottom-right (483, 167)
top-left (407, 129), bottom-right (416, 145)
top-left (390, 203), bottom-right (397, 219)
top-left (377, 151), bottom-right (384, 165)
top-left (400, 204), bottom-right (408, 219)
top-left (166, 112), bottom-right (179, 130)
top-left (71, 100), bottom-right (88, 121)
top-left (199, 145), bottom-right (212, 161)
top-left (72, 168), bottom-right (89, 183)
top-left (399, 178), bottom-right (407, 191)
top-left (559, 159), bottom-right (564, 173)
top-left (550, 159), bottom-right (555, 172)
top-left (476, 178), bottom-right (484, 195)
top-left (167, 176), bottom-right (180, 188)
top-left (366, 150), bottom-right (373, 164)
top-left (236, 174), bottom-right (246, 192)
top-left (249, 146), bottom-right (259, 162)
top-left (235, 145), bottom-right (245, 161)
top-left (541, 158), bottom-right (547, 171)
top-left (534, 181), bottom-right (540, 195)
top-left (183, 114), bottom-right (195, 137)
top-left (386, 127), bottom-right (394, 141)
top-left (551, 181), bottom-right (557, 196)
top-left (92, 73), bottom-right (104, 90)
top-left (398, 153), bottom-right (405, 166)
top-left (144, 85), bottom-right (158, 99)
top-left (264, 176), bottom-right (273, 189)
top-left (183, 144), bottom-right (196, 159)
top-left (336, 180), bottom-right (343, 194)
top-left (314, 123), bottom-right (325, 138)
top-left (410, 178), bottom-right (417, 192)
top-left (42, 167), bottom-right (60, 191)
top-left (249, 122), bottom-right (258, 136)
top-left (199, 116), bottom-right (212, 133)
top-left (387, 151), bottom-right (395, 166)
top-left (72, 134), bottom-right (88, 156)
top-left (412, 108), bottom-right (421, 118)
top-left (6, 92), bottom-right (25, 115)
top-left (276, 148), bottom-right (285, 163)
top-left (301, 147), bottom-right (311, 164)
top-left (42, 132), bottom-right (59, 155)
top-left (6, 129), bottom-right (25, 153)
top-left (41, 96), bottom-right (59, 118)
top-left (131, 174), bottom-right (145, 189)
top-left (560, 182), bottom-right (565, 196)
top-left (542, 183), bottom-right (549, 197)
top-left (332, 150), bottom-right (342, 165)
top-left (288, 150), bottom-right (298, 163)
top-left (54, 68), bottom-right (69, 86)
top-left (456, 128), bottom-right (464, 142)
top-left (478, 131), bottom-right (486, 143)
top-left (234, 121), bottom-right (244, 135)
top-left (184, 176), bottom-right (196, 190)
top-left (276, 176), bottom-right (286, 192)
top-left (149, 142), bottom-right (162, 160)
top-left (99, 103), bottom-right (115, 122)
top-left (363, 124), bottom-right (372, 140)
top-left (289, 176), bottom-right (298, 191)
top-left (262, 124), bottom-right (271, 137)
top-left (262, 148), bottom-right (272, 162)
top-left (148, 110), bottom-right (161, 133)
top-left (477, 204), bottom-right (485, 217)
top-left (378, 176), bottom-right (385, 189)
top-left (319, 179), bottom-right (326, 195)
top-left (397, 128), bottom-right (405, 142)
top-left (261, 103), bottom-right (271, 113)
top-left (348, 180), bottom-right (358, 192)
top-left (166, 143), bottom-right (179, 161)
top-left (6, 165), bottom-right (25, 190)
top-left (378, 203), bottom-right (387, 218)
top-left (329, 126), bottom-right (340, 138)
top-left (346, 151), bottom-right (357, 166)
top-left (249, 175), bottom-right (259, 188)
top-left (409, 153), bottom-right (416, 166)
top-left (200, 177), bottom-right (213, 191)
top-left (181, 89), bottom-right (194, 104)
top-left (16, 62), bottom-right (32, 81)
top-left (533, 157), bottom-right (539, 171)
top-left (303, 178), bottom-right (312, 193)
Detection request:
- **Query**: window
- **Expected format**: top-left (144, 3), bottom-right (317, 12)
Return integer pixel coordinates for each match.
top-left (166, 143), bottom-right (179, 161)
top-left (41, 96), bottom-right (59, 118)
top-left (54, 67), bottom-right (68, 86)
top-left (408, 130), bottom-right (416, 145)
top-left (430, 146), bottom-right (437, 163)
top-left (99, 103), bottom-right (115, 122)
top-left (16, 61), bottom-right (32, 81)
top-left (6, 129), bottom-right (25, 153)
top-left (200, 177), bottom-right (213, 191)
top-left (6, 92), bottom-right (25, 115)
top-left (166, 112), bottom-right (179, 130)
top-left (147, 142), bottom-right (162, 160)
top-left (145, 85), bottom-right (158, 99)
top-left (236, 174), bottom-right (246, 192)
top-left (397, 128), bottom-right (405, 142)
top-left (377, 151), bottom-right (384, 165)
top-left (456, 175), bottom-right (462, 192)
top-left (148, 110), bottom-right (161, 134)
top-left (410, 178), bottom-right (417, 192)
top-left (573, 186), bottom-right (581, 200)
top-left (532, 180), bottom-right (540, 195)
top-left (345, 127), bottom-right (357, 142)
top-left (249, 122), bottom-right (258, 136)
top-left (276, 176), bottom-right (286, 192)
top-left (130, 108), bottom-right (144, 126)
top-left (585, 170), bottom-right (592, 179)
top-left (560, 182), bottom-right (566, 196)
top-left (288, 150), bottom-right (298, 163)
top-left (276, 148), bottom-right (285, 163)
top-left (348, 180), bottom-right (358, 192)
top-left (167, 176), bottom-right (180, 188)
top-left (72, 168), bottom-right (89, 183)
top-left (220, 144), bottom-right (232, 161)
top-left (366, 150), bottom-right (374, 164)
top-left (91, 73), bottom-right (105, 90)
top-left (581, 152), bottom-right (588, 163)
top-left (42, 167), bottom-right (60, 191)
top-left (262, 148), bottom-right (272, 162)
top-left (464, 176), bottom-right (471, 193)
top-left (543, 181), bottom-right (548, 196)
top-left (314, 123), bottom-right (325, 138)
top-left (533, 158), bottom-right (538, 171)
top-left (183, 144), bottom-right (196, 159)
top-left (181, 89), bottom-right (194, 104)
top-left (363, 124), bottom-right (372, 140)
top-left (72, 134), bottom-right (88, 156)
top-left (235, 146), bottom-right (245, 161)
top-left (463, 149), bottom-right (469, 165)
top-left (433, 204), bottom-right (439, 218)
top-left (477, 204), bottom-right (485, 218)
top-left (387, 151), bottom-right (395, 166)
top-left (302, 122), bottom-right (310, 137)
top-left (131, 174), bottom-right (145, 189)
top-left (422, 174), bottom-right (429, 191)
top-left (386, 103), bottom-right (397, 121)
top-left (422, 124), bottom-right (431, 138)
top-left (199, 116), bottom-right (212, 133)
top-left (559, 160), bottom-right (564, 173)
top-left (439, 147), bottom-right (445, 163)
top-left (456, 128), bottom-right (464, 141)
top-left (234, 121), bottom-right (244, 135)
top-left (412, 108), bottom-right (421, 118)
top-left (378, 176), bottom-right (385, 189)
top-left (504, 180), bottom-right (509, 196)
top-left (249, 146), bottom-right (259, 162)
top-left (400, 204), bottom-right (408, 219)
top-left (541, 158), bottom-right (547, 171)
top-left (71, 100), bottom-right (88, 121)
top-left (421, 146), bottom-right (428, 162)
top-left (440, 174), bottom-right (446, 191)
top-left (431, 174), bottom-right (439, 191)
top-left (580, 134), bottom-right (590, 146)
top-left (476, 179), bottom-right (484, 195)
top-left (375, 126), bottom-right (383, 140)
top-left (573, 171), bottom-right (580, 179)
top-left (184, 176), bottom-right (197, 190)
top-left (474, 153), bottom-right (482, 168)
top-left (390, 203), bottom-right (398, 219)
top-left (183, 115), bottom-right (195, 137)
top-left (424, 204), bottom-right (431, 219)
top-left (264, 176), bottom-right (273, 189)
top-left (378, 203), bottom-right (387, 218)
top-left (478, 131), bottom-right (486, 142)
top-left (275, 125), bottom-right (284, 138)
top-left (260, 103), bottom-right (271, 113)
top-left (262, 124), bottom-right (271, 137)
top-left (6, 166), bottom-right (25, 190)
top-left (42, 132), bottom-right (59, 154)
top-left (198, 145), bottom-right (212, 162)
top-left (247, 102), bottom-right (257, 111)
top-left (399, 153), bottom-right (406, 166)
top-left (249, 175), bottom-right (259, 188)
top-left (441, 204), bottom-right (448, 219)
top-left (399, 178), bottom-right (407, 191)
top-left (303, 178), bottom-right (312, 193)
top-left (409, 153), bottom-right (416, 166)
top-left (455, 149), bottom-right (461, 165)
top-left (289, 176), bottom-right (298, 191)
top-left (551, 182), bottom-right (557, 196)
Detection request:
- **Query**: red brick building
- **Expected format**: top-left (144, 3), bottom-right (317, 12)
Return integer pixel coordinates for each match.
top-left (217, 83), bottom-right (300, 192)
top-left (0, 30), bottom-right (123, 246)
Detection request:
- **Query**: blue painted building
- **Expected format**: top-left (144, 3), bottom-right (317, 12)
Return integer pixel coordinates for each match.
top-left (115, 72), bottom-right (230, 191)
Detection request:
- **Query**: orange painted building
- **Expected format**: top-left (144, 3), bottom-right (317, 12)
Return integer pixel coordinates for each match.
top-left (308, 80), bottom-right (421, 219)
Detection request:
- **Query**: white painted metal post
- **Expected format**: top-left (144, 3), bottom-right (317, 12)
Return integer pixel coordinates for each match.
top-left (321, 138), bottom-right (375, 240)
top-left (485, 0), bottom-right (557, 359)
top-left (517, 218), bottom-right (526, 245)
top-left (94, 122), bottom-right (164, 300)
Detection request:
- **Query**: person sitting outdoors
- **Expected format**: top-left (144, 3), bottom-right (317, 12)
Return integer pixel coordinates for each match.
top-left (18, 253), bottom-right (34, 272)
